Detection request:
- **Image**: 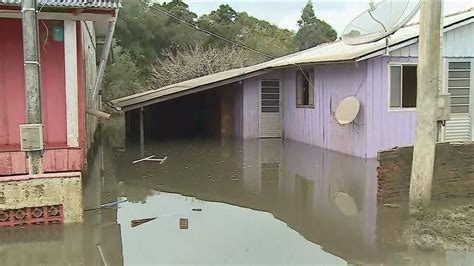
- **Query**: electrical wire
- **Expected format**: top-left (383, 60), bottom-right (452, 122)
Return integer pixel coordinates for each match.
top-left (138, 0), bottom-right (313, 84)
top-left (139, 0), bottom-right (276, 60)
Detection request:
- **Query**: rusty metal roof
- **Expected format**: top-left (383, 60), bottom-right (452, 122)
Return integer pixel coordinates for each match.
top-left (0, 0), bottom-right (119, 9)
top-left (111, 8), bottom-right (473, 111)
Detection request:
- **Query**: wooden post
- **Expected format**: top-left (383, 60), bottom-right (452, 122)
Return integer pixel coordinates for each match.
top-left (22, 0), bottom-right (43, 174)
top-left (139, 107), bottom-right (145, 157)
top-left (409, 0), bottom-right (443, 209)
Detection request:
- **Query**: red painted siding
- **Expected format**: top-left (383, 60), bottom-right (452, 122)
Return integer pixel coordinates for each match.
top-left (0, 148), bottom-right (84, 177)
top-left (0, 18), bottom-right (67, 147)
top-left (39, 20), bottom-right (67, 145)
top-left (0, 18), bottom-right (26, 146)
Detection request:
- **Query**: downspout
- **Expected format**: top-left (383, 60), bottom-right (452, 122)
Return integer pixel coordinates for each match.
top-left (91, 9), bottom-right (118, 104)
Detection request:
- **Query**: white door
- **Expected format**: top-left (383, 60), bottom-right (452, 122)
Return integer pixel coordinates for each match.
top-left (259, 80), bottom-right (282, 138)
top-left (444, 61), bottom-right (473, 141)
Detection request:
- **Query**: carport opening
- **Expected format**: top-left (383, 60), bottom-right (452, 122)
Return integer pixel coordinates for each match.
top-left (125, 83), bottom-right (241, 143)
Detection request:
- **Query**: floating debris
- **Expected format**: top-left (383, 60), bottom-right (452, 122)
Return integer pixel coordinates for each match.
top-left (84, 199), bottom-right (128, 212)
top-left (179, 218), bottom-right (188, 229)
top-left (192, 208), bottom-right (202, 212)
top-left (133, 155), bottom-right (168, 164)
top-left (384, 203), bottom-right (400, 208)
top-left (101, 199), bottom-right (128, 208)
top-left (131, 218), bottom-right (157, 228)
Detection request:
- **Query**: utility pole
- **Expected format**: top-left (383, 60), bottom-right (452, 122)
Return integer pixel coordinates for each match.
top-left (409, 0), bottom-right (443, 208)
top-left (22, 0), bottom-right (44, 174)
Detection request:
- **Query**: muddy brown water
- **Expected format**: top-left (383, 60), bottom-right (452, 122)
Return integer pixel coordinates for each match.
top-left (1, 138), bottom-right (473, 265)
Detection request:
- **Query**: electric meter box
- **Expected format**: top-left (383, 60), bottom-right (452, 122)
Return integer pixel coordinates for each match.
top-left (436, 93), bottom-right (451, 121)
top-left (19, 124), bottom-right (44, 151)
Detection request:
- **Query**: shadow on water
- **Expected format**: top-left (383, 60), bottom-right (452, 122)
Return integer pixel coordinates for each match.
top-left (1, 133), bottom-right (473, 265)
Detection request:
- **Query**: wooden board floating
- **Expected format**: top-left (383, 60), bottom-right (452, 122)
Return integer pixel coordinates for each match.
top-left (131, 217), bottom-right (157, 228)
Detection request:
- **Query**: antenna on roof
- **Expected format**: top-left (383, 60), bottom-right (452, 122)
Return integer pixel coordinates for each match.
top-left (341, 0), bottom-right (420, 46)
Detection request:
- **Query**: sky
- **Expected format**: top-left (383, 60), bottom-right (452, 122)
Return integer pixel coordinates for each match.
top-left (170, 0), bottom-right (474, 35)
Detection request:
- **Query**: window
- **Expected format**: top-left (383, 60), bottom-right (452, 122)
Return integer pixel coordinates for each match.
top-left (389, 65), bottom-right (417, 109)
top-left (448, 62), bottom-right (471, 113)
top-left (296, 69), bottom-right (314, 108)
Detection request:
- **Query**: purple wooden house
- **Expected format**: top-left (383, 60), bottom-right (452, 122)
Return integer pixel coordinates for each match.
top-left (112, 9), bottom-right (474, 159)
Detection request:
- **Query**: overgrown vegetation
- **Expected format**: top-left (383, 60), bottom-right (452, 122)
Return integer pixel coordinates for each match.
top-left (149, 43), bottom-right (265, 87)
top-left (103, 0), bottom-right (337, 101)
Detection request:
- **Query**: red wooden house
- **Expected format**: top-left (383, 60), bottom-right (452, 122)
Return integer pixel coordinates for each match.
top-left (0, 0), bottom-right (119, 176)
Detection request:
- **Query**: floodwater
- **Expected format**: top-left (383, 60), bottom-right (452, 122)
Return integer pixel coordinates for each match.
top-left (1, 137), bottom-right (474, 265)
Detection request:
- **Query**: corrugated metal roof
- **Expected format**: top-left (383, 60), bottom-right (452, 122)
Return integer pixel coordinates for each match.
top-left (0, 0), bottom-right (119, 9)
top-left (111, 8), bottom-right (474, 111)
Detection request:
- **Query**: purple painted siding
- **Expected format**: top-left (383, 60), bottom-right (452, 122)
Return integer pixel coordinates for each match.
top-left (242, 77), bottom-right (260, 139)
top-left (282, 63), bottom-right (369, 157)
top-left (366, 57), bottom-right (417, 157)
top-left (237, 56), bottom-right (418, 158)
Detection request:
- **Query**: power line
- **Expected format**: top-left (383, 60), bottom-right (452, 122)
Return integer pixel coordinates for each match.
top-left (139, 0), bottom-right (276, 59)
top-left (139, 0), bottom-right (312, 84)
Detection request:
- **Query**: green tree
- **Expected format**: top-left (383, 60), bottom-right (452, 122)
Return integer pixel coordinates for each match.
top-left (114, 0), bottom-right (203, 68)
top-left (103, 42), bottom-right (144, 102)
top-left (294, 0), bottom-right (337, 51)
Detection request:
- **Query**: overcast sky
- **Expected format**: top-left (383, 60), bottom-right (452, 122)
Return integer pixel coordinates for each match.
top-left (174, 0), bottom-right (473, 35)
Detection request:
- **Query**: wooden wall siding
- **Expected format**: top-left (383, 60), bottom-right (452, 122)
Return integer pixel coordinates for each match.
top-left (390, 22), bottom-right (474, 58)
top-left (81, 21), bottom-right (99, 150)
top-left (282, 63), bottom-right (369, 157)
top-left (366, 57), bottom-right (418, 158)
top-left (0, 148), bottom-right (84, 176)
top-left (0, 18), bottom-right (25, 146)
top-left (242, 77), bottom-right (260, 139)
top-left (0, 18), bottom-right (67, 147)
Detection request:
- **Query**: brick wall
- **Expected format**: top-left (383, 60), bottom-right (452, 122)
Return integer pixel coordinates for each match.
top-left (377, 142), bottom-right (474, 204)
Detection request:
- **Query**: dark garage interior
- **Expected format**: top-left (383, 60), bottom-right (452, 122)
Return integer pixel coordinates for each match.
top-left (125, 83), bottom-right (241, 143)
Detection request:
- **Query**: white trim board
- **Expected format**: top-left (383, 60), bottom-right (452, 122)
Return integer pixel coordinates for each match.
top-left (64, 20), bottom-right (79, 147)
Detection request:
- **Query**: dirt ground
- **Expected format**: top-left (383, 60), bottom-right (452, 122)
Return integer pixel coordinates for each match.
top-left (405, 205), bottom-right (474, 251)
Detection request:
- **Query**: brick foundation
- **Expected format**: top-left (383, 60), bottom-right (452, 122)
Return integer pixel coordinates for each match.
top-left (377, 142), bottom-right (474, 204)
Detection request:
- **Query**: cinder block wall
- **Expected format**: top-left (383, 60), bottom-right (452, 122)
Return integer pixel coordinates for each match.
top-left (0, 173), bottom-right (83, 223)
top-left (377, 142), bottom-right (474, 204)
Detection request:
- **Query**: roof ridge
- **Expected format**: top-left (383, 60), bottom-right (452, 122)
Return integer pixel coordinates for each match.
top-left (405, 7), bottom-right (473, 27)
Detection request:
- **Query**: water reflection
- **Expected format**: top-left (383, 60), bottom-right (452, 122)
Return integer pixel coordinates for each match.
top-left (1, 138), bottom-right (473, 265)
top-left (0, 141), bottom-right (124, 265)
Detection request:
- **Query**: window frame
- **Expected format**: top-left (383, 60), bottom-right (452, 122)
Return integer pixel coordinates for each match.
top-left (296, 68), bottom-right (315, 109)
top-left (388, 62), bottom-right (418, 112)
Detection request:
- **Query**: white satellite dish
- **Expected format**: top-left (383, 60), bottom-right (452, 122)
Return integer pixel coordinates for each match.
top-left (342, 0), bottom-right (420, 45)
top-left (335, 96), bottom-right (360, 125)
top-left (334, 192), bottom-right (358, 217)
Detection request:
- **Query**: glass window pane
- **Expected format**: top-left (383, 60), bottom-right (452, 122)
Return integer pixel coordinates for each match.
top-left (449, 88), bottom-right (469, 96)
top-left (262, 107), bottom-right (279, 113)
top-left (261, 80), bottom-right (279, 87)
top-left (261, 100), bottom-right (279, 106)
top-left (451, 97), bottom-right (469, 105)
top-left (262, 87), bottom-right (279, 94)
top-left (390, 66), bottom-right (402, 108)
top-left (451, 105), bottom-right (469, 113)
top-left (448, 79), bottom-right (470, 88)
top-left (262, 93), bottom-right (279, 99)
top-left (402, 65), bottom-right (417, 108)
top-left (449, 62), bottom-right (471, 69)
top-left (448, 71), bottom-right (470, 78)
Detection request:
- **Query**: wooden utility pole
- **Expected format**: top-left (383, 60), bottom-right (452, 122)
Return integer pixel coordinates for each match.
top-left (409, 0), bottom-right (443, 208)
top-left (22, 0), bottom-right (44, 174)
